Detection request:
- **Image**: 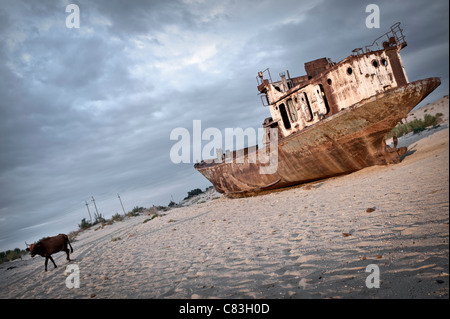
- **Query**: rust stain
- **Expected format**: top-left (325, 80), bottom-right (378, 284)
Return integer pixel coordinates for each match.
top-left (194, 23), bottom-right (440, 197)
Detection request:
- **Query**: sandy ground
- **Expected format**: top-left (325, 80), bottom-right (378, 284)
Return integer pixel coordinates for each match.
top-left (1, 99), bottom-right (448, 299)
top-left (407, 96), bottom-right (449, 124)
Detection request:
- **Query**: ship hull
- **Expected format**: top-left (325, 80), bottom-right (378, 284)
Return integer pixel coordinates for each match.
top-left (195, 78), bottom-right (441, 196)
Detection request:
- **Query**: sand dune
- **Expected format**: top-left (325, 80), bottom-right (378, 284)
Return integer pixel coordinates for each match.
top-left (1, 100), bottom-right (448, 299)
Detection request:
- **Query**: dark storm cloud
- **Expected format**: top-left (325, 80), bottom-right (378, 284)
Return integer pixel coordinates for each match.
top-left (81, 0), bottom-right (195, 37)
top-left (0, 0), bottom-right (448, 251)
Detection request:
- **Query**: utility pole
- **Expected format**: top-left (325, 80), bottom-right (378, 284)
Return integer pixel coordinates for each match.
top-left (91, 196), bottom-right (100, 220)
top-left (85, 200), bottom-right (92, 224)
top-left (117, 193), bottom-right (126, 216)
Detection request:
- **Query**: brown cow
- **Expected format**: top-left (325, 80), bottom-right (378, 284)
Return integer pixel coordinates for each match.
top-left (26, 234), bottom-right (73, 271)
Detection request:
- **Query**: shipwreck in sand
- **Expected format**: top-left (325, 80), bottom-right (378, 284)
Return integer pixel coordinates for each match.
top-left (194, 23), bottom-right (440, 196)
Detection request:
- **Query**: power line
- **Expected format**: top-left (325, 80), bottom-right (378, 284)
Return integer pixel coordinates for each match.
top-left (117, 193), bottom-right (126, 216)
top-left (85, 200), bottom-right (92, 224)
top-left (91, 196), bottom-right (100, 219)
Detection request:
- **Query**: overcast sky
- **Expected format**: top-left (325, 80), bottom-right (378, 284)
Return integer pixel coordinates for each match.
top-left (0, 0), bottom-right (448, 252)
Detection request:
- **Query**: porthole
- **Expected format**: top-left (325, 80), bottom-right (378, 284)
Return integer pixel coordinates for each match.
top-left (327, 78), bottom-right (332, 85)
top-left (347, 67), bottom-right (353, 75)
top-left (372, 60), bottom-right (379, 68)
top-left (381, 58), bottom-right (388, 66)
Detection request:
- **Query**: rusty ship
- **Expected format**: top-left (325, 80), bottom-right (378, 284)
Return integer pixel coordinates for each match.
top-left (194, 23), bottom-right (440, 196)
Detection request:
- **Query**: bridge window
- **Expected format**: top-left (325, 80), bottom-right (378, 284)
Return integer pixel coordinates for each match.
top-left (300, 92), bottom-right (313, 122)
top-left (319, 84), bottom-right (330, 114)
top-left (278, 103), bottom-right (291, 130)
top-left (286, 98), bottom-right (298, 122)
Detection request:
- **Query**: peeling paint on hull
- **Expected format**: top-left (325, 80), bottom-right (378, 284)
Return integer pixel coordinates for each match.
top-left (195, 78), bottom-right (441, 196)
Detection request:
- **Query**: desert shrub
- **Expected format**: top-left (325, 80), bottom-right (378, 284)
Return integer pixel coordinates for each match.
top-left (168, 200), bottom-right (177, 207)
top-left (0, 248), bottom-right (26, 264)
top-left (78, 218), bottom-right (92, 230)
top-left (68, 230), bottom-right (81, 241)
top-left (127, 206), bottom-right (143, 217)
top-left (94, 214), bottom-right (106, 225)
top-left (184, 188), bottom-right (203, 200)
top-left (423, 113), bottom-right (440, 127)
top-left (7, 249), bottom-right (22, 261)
top-left (111, 212), bottom-right (124, 222)
top-left (386, 113), bottom-right (443, 139)
top-left (143, 214), bottom-right (159, 224)
top-left (408, 119), bottom-right (426, 134)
